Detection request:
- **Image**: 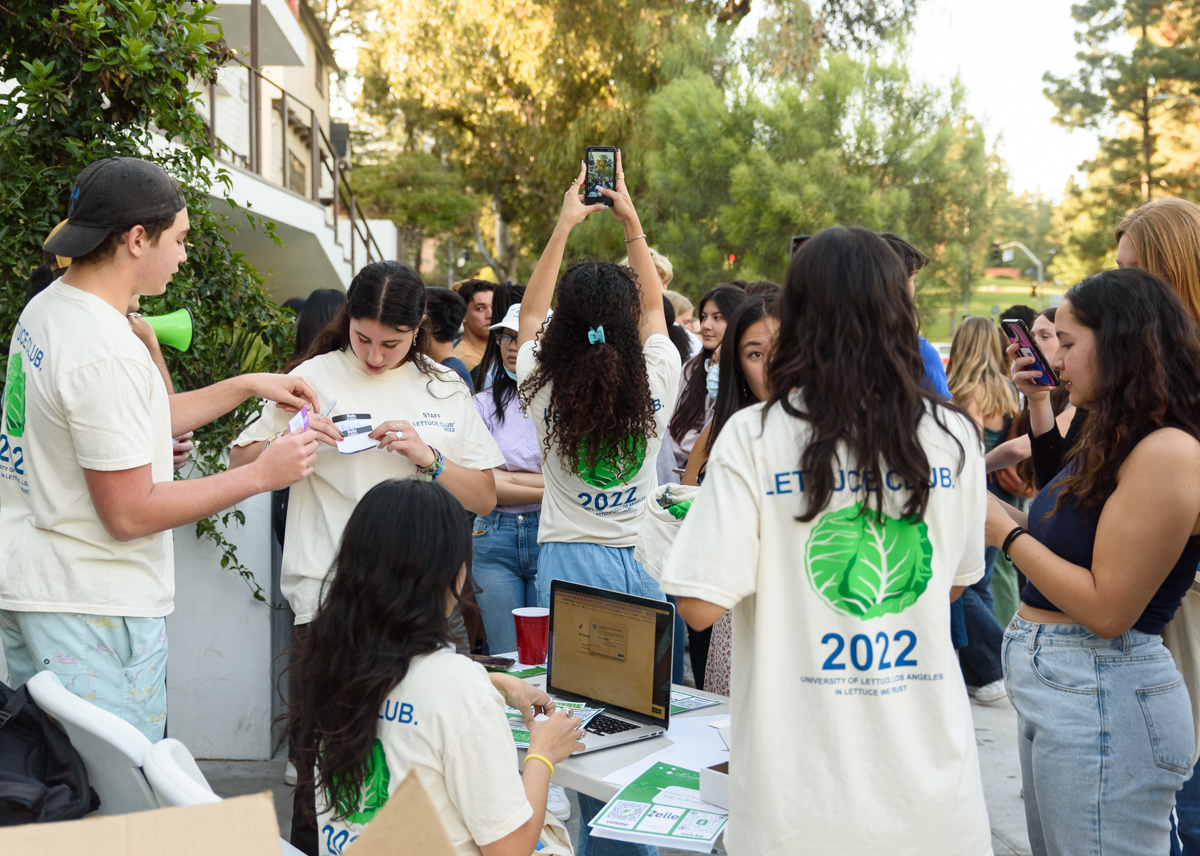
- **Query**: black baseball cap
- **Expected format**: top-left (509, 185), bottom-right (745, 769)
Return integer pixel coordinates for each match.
top-left (43, 157), bottom-right (186, 258)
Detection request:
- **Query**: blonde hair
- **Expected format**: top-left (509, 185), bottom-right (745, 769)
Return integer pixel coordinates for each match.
top-left (947, 317), bottom-right (1018, 421)
top-left (1116, 197), bottom-right (1200, 324)
top-left (618, 246), bottom-right (673, 288)
top-left (665, 290), bottom-right (693, 318)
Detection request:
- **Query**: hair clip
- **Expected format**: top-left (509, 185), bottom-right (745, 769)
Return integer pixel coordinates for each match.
top-left (588, 326), bottom-right (606, 345)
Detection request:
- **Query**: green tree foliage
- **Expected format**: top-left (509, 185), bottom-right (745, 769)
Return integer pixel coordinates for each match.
top-left (624, 58), bottom-right (1013, 320)
top-left (1045, 0), bottom-right (1200, 204)
top-left (1045, 1), bottom-right (1200, 279)
top-left (0, 0), bottom-right (295, 600)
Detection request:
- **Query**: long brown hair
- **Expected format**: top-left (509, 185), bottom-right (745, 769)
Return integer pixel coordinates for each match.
top-left (298, 260), bottom-right (436, 380)
top-left (1116, 197), bottom-right (1200, 323)
top-left (289, 480), bottom-right (470, 825)
top-left (766, 226), bottom-right (967, 522)
top-left (1053, 268), bottom-right (1200, 514)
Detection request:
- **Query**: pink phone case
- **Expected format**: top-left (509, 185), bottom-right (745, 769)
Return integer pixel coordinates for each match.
top-left (1002, 320), bottom-right (1057, 388)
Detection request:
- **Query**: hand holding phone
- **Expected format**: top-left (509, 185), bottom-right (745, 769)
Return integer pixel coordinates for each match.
top-left (1001, 318), bottom-right (1058, 388)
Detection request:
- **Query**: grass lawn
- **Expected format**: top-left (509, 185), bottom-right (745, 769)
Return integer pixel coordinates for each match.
top-left (918, 277), bottom-right (1068, 345)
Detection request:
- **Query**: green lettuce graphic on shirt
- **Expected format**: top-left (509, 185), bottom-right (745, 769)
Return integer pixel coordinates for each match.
top-left (805, 502), bottom-right (933, 619)
top-left (332, 738), bottom-right (391, 825)
top-left (576, 434), bottom-right (647, 490)
top-left (3, 353), bottom-right (24, 438)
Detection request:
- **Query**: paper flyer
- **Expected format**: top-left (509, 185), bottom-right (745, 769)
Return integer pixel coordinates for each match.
top-left (332, 412), bottom-right (376, 454)
top-left (507, 701), bottom-right (604, 749)
top-left (670, 690), bottom-right (721, 715)
top-left (589, 762), bottom-right (728, 853)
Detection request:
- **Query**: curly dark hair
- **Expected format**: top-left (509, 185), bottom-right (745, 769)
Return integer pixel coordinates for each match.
top-left (1052, 268), bottom-right (1200, 515)
top-left (767, 226), bottom-right (967, 522)
top-left (519, 261), bottom-right (658, 475)
top-left (289, 479), bottom-right (470, 825)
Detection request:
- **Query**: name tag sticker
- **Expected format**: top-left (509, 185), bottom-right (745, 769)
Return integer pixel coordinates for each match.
top-left (333, 412), bottom-right (376, 454)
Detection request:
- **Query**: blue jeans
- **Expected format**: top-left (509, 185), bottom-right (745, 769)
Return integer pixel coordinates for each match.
top-left (537, 542), bottom-right (661, 856)
top-left (472, 510), bottom-right (541, 655)
top-left (535, 542), bottom-right (665, 607)
top-left (1004, 616), bottom-right (1194, 856)
top-left (1174, 769), bottom-right (1198, 854)
top-left (960, 547), bottom-right (1004, 686)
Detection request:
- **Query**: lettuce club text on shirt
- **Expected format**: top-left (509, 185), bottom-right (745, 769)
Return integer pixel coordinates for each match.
top-left (764, 466), bottom-right (957, 495)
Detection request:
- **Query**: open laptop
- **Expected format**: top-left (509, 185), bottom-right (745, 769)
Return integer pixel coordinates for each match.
top-left (546, 580), bottom-right (673, 753)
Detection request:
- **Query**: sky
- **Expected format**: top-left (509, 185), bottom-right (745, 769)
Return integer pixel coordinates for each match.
top-left (906, 0), bottom-right (1107, 199)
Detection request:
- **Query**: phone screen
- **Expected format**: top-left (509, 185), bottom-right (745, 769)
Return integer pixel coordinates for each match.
top-left (585, 147), bottom-right (616, 206)
top-left (1001, 318), bottom-right (1058, 388)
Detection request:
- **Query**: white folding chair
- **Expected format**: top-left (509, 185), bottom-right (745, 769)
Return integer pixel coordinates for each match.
top-left (143, 738), bottom-right (307, 856)
top-left (25, 670), bottom-right (158, 816)
top-left (142, 738), bottom-right (219, 807)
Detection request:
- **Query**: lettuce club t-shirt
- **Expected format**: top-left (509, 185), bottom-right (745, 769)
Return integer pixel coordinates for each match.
top-left (516, 334), bottom-right (681, 547)
top-left (235, 349), bottom-right (505, 623)
top-left (661, 397), bottom-right (991, 856)
top-left (0, 281), bottom-right (175, 616)
top-left (315, 649), bottom-right (532, 856)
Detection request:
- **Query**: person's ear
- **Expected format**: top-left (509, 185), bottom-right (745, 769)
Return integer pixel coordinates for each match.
top-left (125, 225), bottom-right (148, 259)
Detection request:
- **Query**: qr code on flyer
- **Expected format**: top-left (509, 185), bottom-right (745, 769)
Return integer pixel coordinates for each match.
top-left (598, 800), bottom-right (650, 830)
top-left (674, 810), bottom-right (727, 839)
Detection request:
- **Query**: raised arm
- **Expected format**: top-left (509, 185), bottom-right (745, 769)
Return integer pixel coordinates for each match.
top-left (519, 161), bottom-right (606, 349)
top-left (602, 151), bottom-right (667, 343)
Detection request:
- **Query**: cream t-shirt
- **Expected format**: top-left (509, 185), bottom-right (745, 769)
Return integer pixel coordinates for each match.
top-left (316, 649), bottom-right (532, 856)
top-left (0, 281), bottom-right (175, 616)
top-left (661, 398), bottom-right (992, 856)
top-left (516, 334), bottom-right (681, 547)
top-left (234, 349), bottom-right (506, 623)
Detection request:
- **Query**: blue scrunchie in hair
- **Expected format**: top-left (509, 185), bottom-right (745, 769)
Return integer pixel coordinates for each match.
top-left (588, 326), bottom-right (606, 345)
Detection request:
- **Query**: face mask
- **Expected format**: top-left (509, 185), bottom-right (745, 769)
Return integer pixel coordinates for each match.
top-left (504, 367), bottom-right (518, 382)
top-left (706, 360), bottom-right (720, 400)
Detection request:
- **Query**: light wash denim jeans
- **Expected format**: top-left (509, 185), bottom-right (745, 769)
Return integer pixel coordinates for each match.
top-left (537, 541), bottom-right (663, 856)
top-left (471, 509), bottom-right (541, 655)
top-left (1003, 615), bottom-right (1195, 856)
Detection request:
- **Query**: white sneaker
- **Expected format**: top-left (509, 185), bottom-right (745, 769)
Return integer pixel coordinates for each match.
top-left (285, 760), bottom-right (298, 786)
top-left (968, 679), bottom-right (1007, 704)
top-left (546, 784), bottom-right (571, 821)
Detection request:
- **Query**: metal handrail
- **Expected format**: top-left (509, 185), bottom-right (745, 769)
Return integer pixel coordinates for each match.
top-left (203, 54), bottom-right (382, 270)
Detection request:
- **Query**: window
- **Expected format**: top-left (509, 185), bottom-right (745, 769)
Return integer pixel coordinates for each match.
top-left (315, 60), bottom-right (324, 97)
top-left (289, 151), bottom-right (307, 195)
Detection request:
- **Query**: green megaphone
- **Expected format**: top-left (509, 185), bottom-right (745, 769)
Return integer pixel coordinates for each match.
top-left (144, 308), bottom-right (195, 352)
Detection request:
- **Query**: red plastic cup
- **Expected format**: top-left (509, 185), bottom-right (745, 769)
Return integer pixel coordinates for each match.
top-left (513, 607), bottom-right (550, 666)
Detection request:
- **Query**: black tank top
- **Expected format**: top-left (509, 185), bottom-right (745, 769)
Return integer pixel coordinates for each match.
top-left (1022, 443), bottom-right (1200, 635)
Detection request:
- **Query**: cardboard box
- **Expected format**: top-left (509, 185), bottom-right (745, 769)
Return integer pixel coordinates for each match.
top-left (0, 770), bottom-right (454, 856)
top-left (699, 761), bottom-right (730, 810)
top-left (0, 791), bottom-right (281, 856)
top-left (349, 769), bottom-right (455, 856)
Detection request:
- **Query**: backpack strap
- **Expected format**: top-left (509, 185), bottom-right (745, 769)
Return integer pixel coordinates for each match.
top-left (0, 687), bottom-right (28, 729)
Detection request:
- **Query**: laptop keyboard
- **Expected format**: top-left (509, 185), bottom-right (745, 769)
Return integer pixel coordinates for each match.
top-left (586, 714), bottom-right (640, 736)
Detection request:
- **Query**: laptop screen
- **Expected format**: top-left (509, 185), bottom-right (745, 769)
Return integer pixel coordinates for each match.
top-left (546, 580), bottom-right (674, 727)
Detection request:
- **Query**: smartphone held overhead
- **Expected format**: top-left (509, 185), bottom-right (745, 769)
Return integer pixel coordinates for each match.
top-left (1001, 318), bottom-right (1059, 387)
top-left (585, 146), bottom-right (617, 207)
